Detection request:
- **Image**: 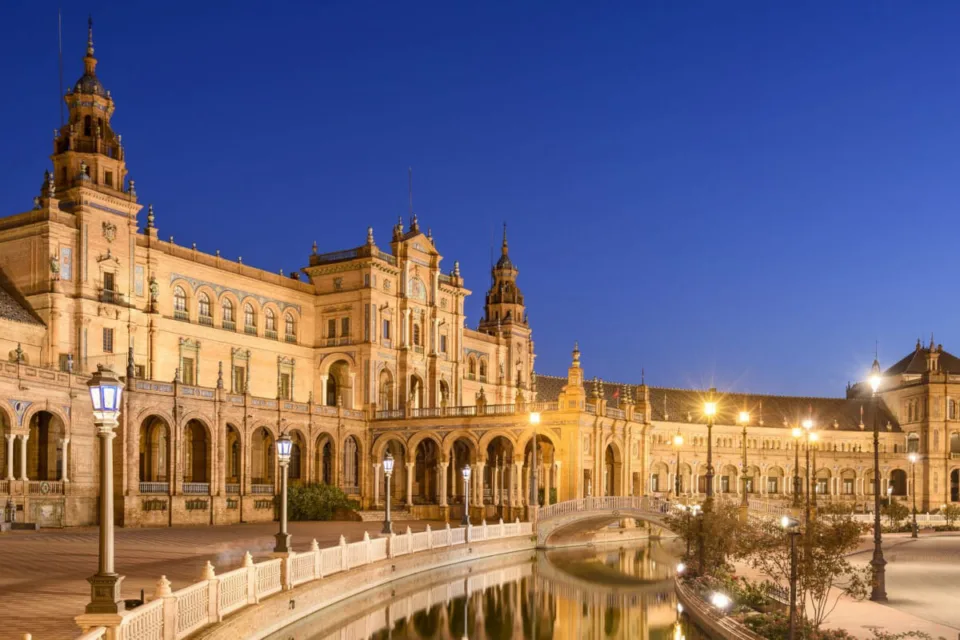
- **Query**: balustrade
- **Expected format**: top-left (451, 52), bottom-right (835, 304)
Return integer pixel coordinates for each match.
top-left (182, 482), bottom-right (210, 495)
top-left (139, 482), bottom-right (169, 494)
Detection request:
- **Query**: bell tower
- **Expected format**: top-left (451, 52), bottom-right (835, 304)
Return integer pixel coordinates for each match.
top-left (52, 17), bottom-right (129, 197)
top-left (479, 224), bottom-right (527, 331)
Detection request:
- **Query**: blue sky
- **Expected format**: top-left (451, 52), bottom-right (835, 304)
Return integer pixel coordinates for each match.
top-left (2, 2), bottom-right (958, 396)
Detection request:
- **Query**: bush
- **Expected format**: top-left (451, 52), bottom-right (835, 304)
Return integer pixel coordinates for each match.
top-left (286, 483), bottom-right (359, 521)
top-left (942, 504), bottom-right (960, 527)
top-left (740, 612), bottom-right (858, 639)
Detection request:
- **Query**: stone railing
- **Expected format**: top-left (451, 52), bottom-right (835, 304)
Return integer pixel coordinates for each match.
top-left (605, 407), bottom-right (626, 419)
top-left (0, 479), bottom-right (9, 494)
top-left (747, 497), bottom-right (790, 519)
top-left (81, 519), bottom-right (532, 640)
top-left (538, 495), bottom-right (670, 521)
top-left (675, 579), bottom-right (764, 640)
top-left (139, 482), bottom-right (170, 495)
top-left (182, 483), bottom-right (210, 495)
top-left (28, 480), bottom-right (64, 495)
top-left (250, 484), bottom-right (274, 495)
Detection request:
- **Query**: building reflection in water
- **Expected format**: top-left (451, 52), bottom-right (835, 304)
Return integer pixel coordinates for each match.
top-left (269, 541), bottom-right (695, 640)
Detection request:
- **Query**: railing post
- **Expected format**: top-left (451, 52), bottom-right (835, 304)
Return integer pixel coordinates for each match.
top-left (466, 522), bottom-right (473, 543)
top-left (426, 524), bottom-right (433, 550)
top-left (243, 552), bottom-right (257, 604)
top-left (339, 535), bottom-right (348, 572)
top-left (498, 517), bottom-right (504, 538)
top-left (387, 532), bottom-right (396, 558)
top-left (445, 522), bottom-right (452, 547)
top-left (154, 575), bottom-right (176, 640)
top-left (311, 539), bottom-right (320, 579)
top-left (363, 531), bottom-right (371, 565)
top-left (201, 561), bottom-right (219, 623)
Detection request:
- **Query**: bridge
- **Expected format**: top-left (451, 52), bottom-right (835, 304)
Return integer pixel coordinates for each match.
top-left (535, 496), bottom-right (673, 547)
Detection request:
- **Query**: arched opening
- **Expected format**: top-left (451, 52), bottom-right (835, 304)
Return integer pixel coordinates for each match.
top-left (952, 469), bottom-right (960, 502)
top-left (315, 434), bottom-right (334, 485)
top-left (907, 433), bottom-right (920, 454)
top-left (251, 428), bottom-right (275, 488)
top-left (380, 439), bottom-right (407, 505)
top-left (766, 466), bottom-right (784, 494)
top-left (486, 436), bottom-right (515, 512)
top-left (650, 461), bottom-right (669, 494)
top-left (408, 374), bottom-right (424, 410)
top-left (449, 437), bottom-right (476, 515)
top-left (222, 298), bottom-right (235, 327)
top-left (745, 465), bottom-right (761, 494)
top-left (326, 360), bottom-right (351, 407)
top-left (244, 303), bottom-right (257, 332)
top-left (83, 115), bottom-right (92, 136)
top-left (414, 439), bottom-right (438, 504)
top-left (27, 411), bottom-right (65, 481)
top-left (225, 425), bottom-right (242, 492)
top-left (603, 443), bottom-right (622, 496)
top-left (0, 409), bottom-right (10, 479)
top-left (183, 419), bottom-right (210, 490)
top-left (139, 417), bottom-right (171, 492)
top-left (522, 434), bottom-right (555, 505)
top-left (378, 369), bottom-right (394, 410)
top-left (890, 469), bottom-right (907, 497)
top-left (677, 462), bottom-right (692, 495)
top-left (951, 433), bottom-right (960, 456)
top-left (841, 468), bottom-right (856, 495)
top-left (289, 431), bottom-right (305, 483)
top-left (720, 464), bottom-right (738, 494)
top-left (815, 468), bottom-right (831, 496)
top-left (197, 292), bottom-right (211, 322)
top-left (342, 435), bottom-right (361, 495)
top-left (173, 286), bottom-right (187, 319)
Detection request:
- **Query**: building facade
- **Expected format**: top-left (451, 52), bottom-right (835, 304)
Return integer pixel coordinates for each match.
top-left (0, 25), bottom-right (953, 528)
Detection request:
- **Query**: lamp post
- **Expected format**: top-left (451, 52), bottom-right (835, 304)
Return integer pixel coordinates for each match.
top-left (791, 427), bottom-right (802, 508)
top-left (802, 418), bottom-right (815, 525)
top-left (810, 431), bottom-right (819, 510)
top-left (673, 432), bottom-right (684, 498)
top-left (738, 410), bottom-right (750, 514)
top-left (86, 365), bottom-right (125, 614)
top-left (780, 515), bottom-right (801, 640)
top-left (461, 464), bottom-right (471, 526)
top-left (529, 411), bottom-right (541, 508)
top-left (909, 453), bottom-right (918, 538)
top-left (704, 390), bottom-right (717, 504)
top-left (274, 432), bottom-right (292, 553)
top-left (869, 361), bottom-right (887, 602)
top-left (382, 451), bottom-right (394, 534)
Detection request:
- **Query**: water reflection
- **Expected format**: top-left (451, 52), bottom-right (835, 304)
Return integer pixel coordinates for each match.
top-left (269, 541), bottom-right (696, 639)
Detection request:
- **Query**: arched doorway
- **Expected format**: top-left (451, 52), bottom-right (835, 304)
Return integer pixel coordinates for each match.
top-left (183, 420), bottom-right (210, 492)
top-left (326, 360), bottom-right (352, 408)
top-left (0, 408), bottom-right (10, 479)
top-left (378, 369), bottom-right (394, 410)
top-left (414, 439), bottom-right (438, 504)
top-left (381, 439), bottom-right (407, 505)
top-left (952, 469), bottom-right (960, 502)
top-left (486, 436), bottom-right (514, 513)
top-left (251, 428), bottom-right (275, 488)
top-left (766, 466), bottom-right (784, 495)
top-left (449, 437), bottom-right (476, 514)
top-left (27, 411), bottom-right (65, 481)
top-left (289, 431), bottom-right (305, 483)
top-left (139, 417), bottom-right (171, 492)
top-left (720, 464), bottom-right (738, 494)
top-left (890, 469), bottom-right (907, 497)
top-left (315, 434), bottom-right (335, 485)
top-left (604, 443), bottom-right (622, 496)
top-left (342, 435), bottom-right (361, 495)
top-left (225, 425), bottom-right (242, 493)
top-left (524, 434), bottom-right (556, 505)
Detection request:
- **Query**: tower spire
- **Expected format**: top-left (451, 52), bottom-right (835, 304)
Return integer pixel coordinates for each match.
top-left (83, 15), bottom-right (98, 76)
top-left (502, 222), bottom-right (509, 256)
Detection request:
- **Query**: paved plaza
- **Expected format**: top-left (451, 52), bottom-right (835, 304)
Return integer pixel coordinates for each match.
top-left (0, 520), bottom-right (439, 640)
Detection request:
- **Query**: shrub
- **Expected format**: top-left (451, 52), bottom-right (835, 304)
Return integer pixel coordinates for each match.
top-left (942, 504), bottom-right (960, 527)
top-left (286, 483), bottom-right (359, 521)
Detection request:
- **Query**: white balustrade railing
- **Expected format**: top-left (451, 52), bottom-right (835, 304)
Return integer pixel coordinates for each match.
top-left (78, 518), bottom-right (530, 640)
top-left (538, 495), bottom-right (669, 521)
top-left (182, 482), bottom-right (210, 495)
top-left (139, 482), bottom-right (170, 495)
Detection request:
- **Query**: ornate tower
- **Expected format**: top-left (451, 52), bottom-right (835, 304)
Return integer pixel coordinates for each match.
top-left (52, 18), bottom-right (129, 197)
top-left (479, 224), bottom-right (526, 331)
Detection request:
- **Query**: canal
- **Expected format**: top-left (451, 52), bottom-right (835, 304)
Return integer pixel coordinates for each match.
top-left (268, 540), bottom-right (709, 639)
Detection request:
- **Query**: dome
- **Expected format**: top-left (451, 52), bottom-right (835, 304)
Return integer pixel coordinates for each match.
top-left (496, 253), bottom-right (514, 270)
top-left (74, 73), bottom-right (108, 98)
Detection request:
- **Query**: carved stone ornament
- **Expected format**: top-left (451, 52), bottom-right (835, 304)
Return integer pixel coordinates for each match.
top-left (333, 277), bottom-right (343, 291)
top-left (102, 221), bottom-right (117, 243)
top-left (149, 277), bottom-right (160, 302)
top-left (50, 254), bottom-right (60, 279)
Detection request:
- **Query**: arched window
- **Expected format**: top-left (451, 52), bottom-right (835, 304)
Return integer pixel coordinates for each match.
top-left (907, 433), bottom-right (920, 453)
top-left (244, 303), bottom-right (256, 331)
top-left (222, 299), bottom-right (234, 324)
top-left (413, 323), bottom-right (421, 346)
top-left (83, 115), bottom-right (92, 136)
top-left (479, 359), bottom-right (487, 380)
top-left (950, 399), bottom-right (957, 421)
top-left (265, 308), bottom-right (276, 332)
top-left (197, 292), bottom-right (211, 319)
top-left (468, 357), bottom-right (477, 379)
top-left (285, 314), bottom-right (296, 340)
top-left (173, 286), bottom-right (187, 319)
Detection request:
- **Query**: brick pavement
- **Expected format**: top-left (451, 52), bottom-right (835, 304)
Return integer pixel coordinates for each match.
top-left (0, 520), bottom-right (440, 640)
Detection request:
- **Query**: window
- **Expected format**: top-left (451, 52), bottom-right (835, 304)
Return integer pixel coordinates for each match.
top-left (174, 286), bottom-right (187, 319)
top-left (382, 319), bottom-right (391, 340)
top-left (182, 358), bottom-right (195, 385)
top-left (468, 358), bottom-right (477, 378)
top-left (232, 366), bottom-right (246, 394)
top-left (102, 328), bottom-right (114, 353)
top-left (84, 115), bottom-right (92, 136)
top-left (222, 299), bottom-right (234, 325)
top-left (440, 334), bottom-right (447, 353)
top-left (285, 314), bottom-right (296, 341)
top-left (651, 474), bottom-right (660, 493)
top-left (198, 293), bottom-right (211, 319)
top-left (907, 433), bottom-right (920, 453)
top-left (816, 479), bottom-right (828, 495)
top-left (720, 476), bottom-right (730, 493)
top-left (843, 479), bottom-right (854, 495)
top-left (135, 364), bottom-right (145, 378)
top-left (479, 359), bottom-right (487, 380)
top-left (244, 303), bottom-right (256, 331)
top-left (104, 170), bottom-right (113, 187)
top-left (413, 324), bottom-right (421, 346)
top-left (58, 353), bottom-right (72, 372)
top-left (279, 373), bottom-right (291, 400)
top-left (327, 318), bottom-right (337, 338)
top-left (265, 309), bottom-right (276, 332)
top-left (341, 317), bottom-right (350, 337)
top-left (103, 271), bottom-right (115, 292)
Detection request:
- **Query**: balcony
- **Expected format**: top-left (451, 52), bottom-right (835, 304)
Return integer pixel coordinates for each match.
top-left (251, 484), bottom-right (274, 495)
top-left (223, 320), bottom-right (236, 331)
top-left (326, 337), bottom-right (337, 346)
top-left (285, 334), bottom-right (297, 344)
top-left (183, 482), bottom-right (210, 495)
top-left (99, 289), bottom-right (123, 305)
top-left (339, 336), bottom-right (352, 346)
top-left (225, 483), bottom-right (240, 494)
top-left (28, 480), bottom-right (64, 495)
top-left (198, 315), bottom-right (213, 327)
top-left (174, 309), bottom-right (189, 321)
top-left (382, 339), bottom-right (392, 349)
top-left (265, 329), bottom-right (278, 340)
top-left (139, 481), bottom-right (170, 494)
top-left (244, 325), bottom-right (257, 336)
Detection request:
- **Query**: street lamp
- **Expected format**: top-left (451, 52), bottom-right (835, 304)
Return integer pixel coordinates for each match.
top-left (810, 432), bottom-right (819, 510)
top-left (530, 411), bottom-right (541, 508)
top-left (673, 432), bottom-right (684, 497)
top-left (382, 451), bottom-right (395, 534)
top-left (274, 432), bottom-right (293, 553)
top-left (710, 592), bottom-right (732, 614)
top-left (86, 365), bottom-right (125, 614)
top-left (802, 418), bottom-right (815, 524)
top-left (703, 391), bottom-right (717, 503)
top-left (738, 411), bottom-right (750, 510)
top-left (909, 453), bottom-right (918, 538)
top-left (869, 360), bottom-right (887, 602)
top-left (461, 464), bottom-right (472, 526)
top-left (791, 427), bottom-right (803, 508)
top-left (780, 515), bottom-right (801, 640)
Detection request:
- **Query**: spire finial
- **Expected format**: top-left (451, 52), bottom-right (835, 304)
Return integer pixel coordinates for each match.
top-left (572, 341), bottom-right (580, 365)
top-left (641, 367), bottom-right (645, 385)
top-left (87, 15), bottom-right (94, 57)
top-left (502, 222), bottom-right (509, 256)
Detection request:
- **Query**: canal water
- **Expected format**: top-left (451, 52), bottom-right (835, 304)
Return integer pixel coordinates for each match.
top-left (268, 540), bottom-right (709, 639)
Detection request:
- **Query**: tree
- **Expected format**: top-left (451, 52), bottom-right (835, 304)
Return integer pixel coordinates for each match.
top-left (286, 483), bottom-right (359, 521)
top-left (882, 499), bottom-right (909, 528)
top-left (941, 504), bottom-right (960, 528)
top-left (665, 500), bottom-right (746, 573)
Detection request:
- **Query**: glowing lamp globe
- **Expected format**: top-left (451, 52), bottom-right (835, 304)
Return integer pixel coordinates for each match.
top-left (870, 374), bottom-right (881, 393)
top-left (276, 433), bottom-right (293, 464)
top-left (383, 451), bottom-right (395, 475)
top-left (802, 418), bottom-right (814, 430)
top-left (780, 515), bottom-right (800, 530)
top-left (703, 401), bottom-right (717, 417)
top-left (710, 592), bottom-right (732, 611)
top-left (87, 365), bottom-right (124, 424)
top-left (529, 411), bottom-right (541, 425)
top-left (673, 433), bottom-right (684, 447)
top-left (738, 411), bottom-right (750, 424)
top-left (791, 427), bottom-right (802, 439)
top-left (908, 453), bottom-right (918, 464)
top-left (462, 464), bottom-right (471, 481)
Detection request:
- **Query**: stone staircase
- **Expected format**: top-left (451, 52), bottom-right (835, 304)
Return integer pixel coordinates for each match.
top-left (357, 507), bottom-right (418, 522)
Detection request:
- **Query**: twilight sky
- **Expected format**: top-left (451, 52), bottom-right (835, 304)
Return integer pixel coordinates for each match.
top-left (1, 2), bottom-right (958, 397)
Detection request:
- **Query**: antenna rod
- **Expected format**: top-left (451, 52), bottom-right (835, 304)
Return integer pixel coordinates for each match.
top-left (58, 8), bottom-right (64, 127)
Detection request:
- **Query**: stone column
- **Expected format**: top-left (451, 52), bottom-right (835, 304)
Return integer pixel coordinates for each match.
top-left (61, 438), bottom-right (70, 482)
top-left (19, 434), bottom-right (28, 481)
top-left (402, 309), bottom-right (411, 348)
top-left (515, 461), bottom-right (525, 507)
top-left (554, 461), bottom-right (562, 502)
top-left (405, 462), bottom-right (414, 507)
top-left (544, 461), bottom-right (552, 505)
top-left (5, 434), bottom-right (13, 480)
top-left (439, 461), bottom-right (448, 507)
top-left (373, 463), bottom-right (381, 507)
top-left (319, 375), bottom-right (328, 406)
top-left (492, 462), bottom-right (499, 506)
top-left (474, 462), bottom-right (484, 507)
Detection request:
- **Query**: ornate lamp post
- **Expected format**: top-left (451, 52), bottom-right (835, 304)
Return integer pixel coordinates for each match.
top-left (869, 361), bottom-right (887, 602)
top-left (673, 431), bottom-right (684, 497)
top-left (382, 451), bottom-right (395, 534)
top-left (802, 418), bottom-right (815, 524)
top-left (791, 427), bottom-right (802, 508)
top-left (529, 411), bottom-right (541, 508)
top-left (780, 515), bottom-right (801, 640)
top-left (86, 365), bottom-right (125, 614)
top-left (909, 452), bottom-right (918, 538)
top-left (810, 431), bottom-right (819, 510)
top-left (461, 464), bottom-right (471, 526)
top-left (274, 433), bottom-right (292, 553)
top-left (738, 410), bottom-right (750, 513)
top-left (704, 390), bottom-right (717, 504)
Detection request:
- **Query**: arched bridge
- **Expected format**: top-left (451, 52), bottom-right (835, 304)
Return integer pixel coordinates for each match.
top-left (535, 496), bottom-right (672, 547)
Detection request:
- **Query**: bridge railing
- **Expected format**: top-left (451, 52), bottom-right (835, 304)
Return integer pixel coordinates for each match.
top-left (539, 495), bottom-right (671, 521)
